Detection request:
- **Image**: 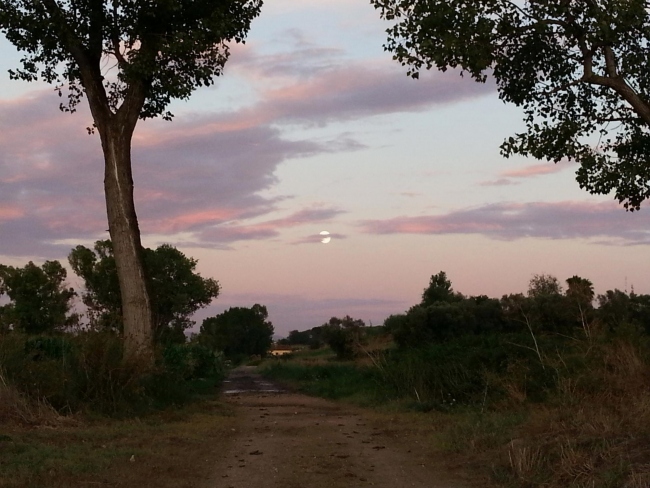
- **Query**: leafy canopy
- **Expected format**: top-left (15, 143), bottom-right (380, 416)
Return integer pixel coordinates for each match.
top-left (0, 0), bottom-right (263, 120)
top-left (199, 304), bottom-right (274, 359)
top-left (69, 240), bottom-right (220, 342)
top-left (371, 0), bottom-right (650, 209)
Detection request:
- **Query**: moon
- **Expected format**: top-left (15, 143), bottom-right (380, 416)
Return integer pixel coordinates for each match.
top-left (320, 231), bottom-right (331, 244)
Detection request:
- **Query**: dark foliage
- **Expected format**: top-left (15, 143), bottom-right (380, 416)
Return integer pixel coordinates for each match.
top-left (199, 304), bottom-right (274, 360)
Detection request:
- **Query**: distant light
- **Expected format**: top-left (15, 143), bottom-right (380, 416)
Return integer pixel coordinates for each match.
top-left (320, 230), bottom-right (331, 244)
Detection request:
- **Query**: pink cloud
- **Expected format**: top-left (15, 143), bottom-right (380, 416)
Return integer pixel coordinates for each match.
top-left (479, 162), bottom-right (574, 187)
top-left (360, 201), bottom-right (650, 244)
top-left (501, 163), bottom-right (566, 178)
top-left (195, 206), bottom-right (344, 245)
top-left (148, 209), bottom-right (245, 234)
top-left (0, 206), bottom-right (24, 221)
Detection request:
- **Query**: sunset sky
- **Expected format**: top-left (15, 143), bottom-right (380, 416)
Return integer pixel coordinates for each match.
top-left (1, 0), bottom-right (649, 337)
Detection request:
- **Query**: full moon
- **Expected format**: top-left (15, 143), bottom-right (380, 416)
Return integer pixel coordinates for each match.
top-left (320, 231), bottom-right (331, 244)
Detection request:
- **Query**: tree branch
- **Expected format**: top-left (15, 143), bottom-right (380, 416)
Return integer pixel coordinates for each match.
top-left (603, 46), bottom-right (618, 78)
top-left (582, 46), bottom-right (650, 126)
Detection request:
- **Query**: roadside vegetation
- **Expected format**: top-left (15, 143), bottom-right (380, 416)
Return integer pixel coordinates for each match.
top-left (263, 272), bottom-right (650, 488)
top-left (0, 242), bottom-right (274, 487)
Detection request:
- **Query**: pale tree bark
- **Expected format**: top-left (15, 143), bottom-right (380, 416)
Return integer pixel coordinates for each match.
top-left (88, 98), bottom-right (155, 365)
top-left (98, 119), bottom-right (154, 364)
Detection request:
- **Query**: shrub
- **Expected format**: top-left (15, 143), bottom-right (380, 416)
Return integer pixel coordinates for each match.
top-left (162, 343), bottom-right (226, 381)
top-left (0, 331), bottom-right (225, 416)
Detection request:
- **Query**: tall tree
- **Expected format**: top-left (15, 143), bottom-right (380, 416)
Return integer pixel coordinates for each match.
top-left (0, 0), bottom-right (262, 362)
top-left (371, 0), bottom-right (650, 209)
top-left (69, 240), bottom-right (220, 343)
top-left (0, 260), bottom-right (77, 334)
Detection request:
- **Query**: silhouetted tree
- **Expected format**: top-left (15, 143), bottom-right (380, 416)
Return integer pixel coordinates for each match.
top-left (421, 271), bottom-right (461, 306)
top-left (199, 304), bottom-right (274, 359)
top-left (0, 261), bottom-right (78, 334)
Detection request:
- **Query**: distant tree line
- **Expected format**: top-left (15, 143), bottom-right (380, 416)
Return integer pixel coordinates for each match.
top-left (384, 271), bottom-right (650, 349)
top-left (278, 271), bottom-right (650, 360)
top-left (280, 315), bottom-right (389, 360)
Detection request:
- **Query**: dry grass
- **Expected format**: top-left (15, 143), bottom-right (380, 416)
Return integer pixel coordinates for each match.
top-left (0, 371), bottom-right (66, 427)
top-left (507, 439), bottom-right (545, 481)
top-left (488, 337), bottom-right (650, 487)
top-left (364, 336), bottom-right (650, 488)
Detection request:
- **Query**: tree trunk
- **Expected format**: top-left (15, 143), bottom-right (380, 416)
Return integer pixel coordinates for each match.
top-left (99, 121), bottom-right (154, 365)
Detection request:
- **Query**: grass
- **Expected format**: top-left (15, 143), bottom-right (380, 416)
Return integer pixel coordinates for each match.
top-left (0, 378), bottom-right (236, 488)
top-left (262, 360), bottom-right (382, 405)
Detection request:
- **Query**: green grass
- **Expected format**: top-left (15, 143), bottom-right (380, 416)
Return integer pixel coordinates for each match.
top-left (0, 399), bottom-right (235, 488)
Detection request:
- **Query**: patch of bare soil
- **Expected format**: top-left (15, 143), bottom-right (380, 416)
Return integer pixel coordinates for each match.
top-left (209, 366), bottom-right (475, 488)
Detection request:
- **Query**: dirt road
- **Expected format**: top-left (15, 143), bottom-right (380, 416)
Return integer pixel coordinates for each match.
top-left (210, 366), bottom-right (474, 488)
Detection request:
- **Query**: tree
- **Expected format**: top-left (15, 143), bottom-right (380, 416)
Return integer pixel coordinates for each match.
top-left (597, 289), bottom-right (633, 330)
top-left (528, 274), bottom-right (563, 298)
top-left (322, 316), bottom-right (366, 359)
top-left (371, 0), bottom-right (650, 209)
top-left (69, 240), bottom-right (122, 331)
top-left (69, 240), bottom-right (220, 343)
top-left (0, 260), bottom-right (77, 334)
top-left (421, 271), bottom-right (460, 306)
top-left (526, 274), bottom-right (572, 333)
top-left (0, 0), bottom-right (262, 361)
top-left (199, 304), bottom-right (274, 359)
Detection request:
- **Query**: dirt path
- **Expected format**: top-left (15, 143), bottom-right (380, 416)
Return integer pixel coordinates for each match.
top-left (210, 366), bottom-right (474, 488)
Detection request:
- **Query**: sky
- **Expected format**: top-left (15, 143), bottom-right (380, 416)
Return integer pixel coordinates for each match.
top-left (1, 0), bottom-right (650, 337)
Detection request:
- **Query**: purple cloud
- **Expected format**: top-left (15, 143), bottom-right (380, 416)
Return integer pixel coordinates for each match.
top-left (0, 37), bottom-right (496, 258)
top-left (479, 178), bottom-right (520, 187)
top-left (244, 64), bottom-right (495, 125)
top-left (360, 201), bottom-right (650, 245)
